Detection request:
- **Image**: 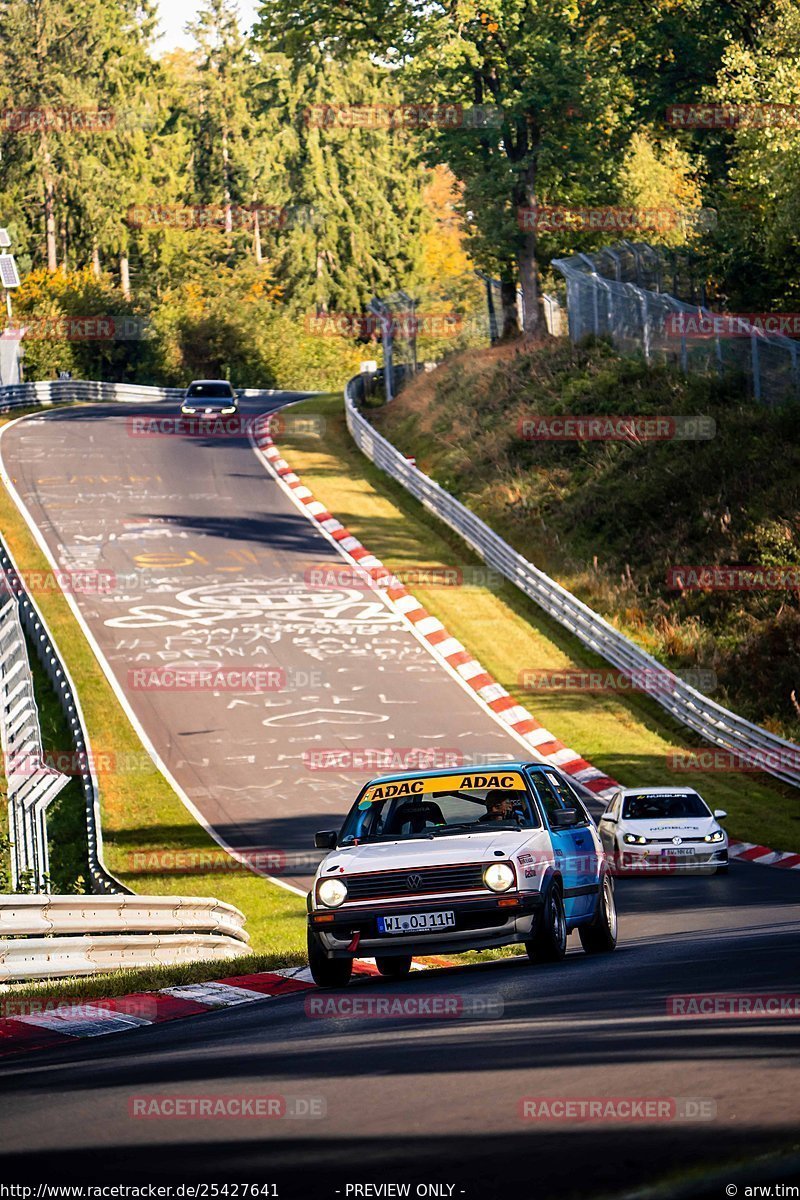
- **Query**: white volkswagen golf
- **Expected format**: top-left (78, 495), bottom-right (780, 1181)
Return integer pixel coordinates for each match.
top-left (597, 787), bottom-right (729, 875)
top-left (307, 762), bottom-right (617, 988)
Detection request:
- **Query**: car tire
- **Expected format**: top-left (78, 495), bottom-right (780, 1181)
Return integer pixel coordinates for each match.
top-left (307, 928), bottom-right (353, 988)
top-left (579, 874), bottom-right (618, 954)
top-left (375, 955), bottom-right (413, 979)
top-left (526, 881), bottom-right (567, 964)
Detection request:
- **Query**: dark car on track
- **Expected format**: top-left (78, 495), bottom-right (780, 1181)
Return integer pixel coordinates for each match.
top-left (180, 379), bottom-right (238, 416)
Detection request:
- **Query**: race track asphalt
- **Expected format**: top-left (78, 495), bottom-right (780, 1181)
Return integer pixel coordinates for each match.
top-left (1, 395), bottom-right (532, 890)
top-left (1, 395), bottom-right (798, 1197)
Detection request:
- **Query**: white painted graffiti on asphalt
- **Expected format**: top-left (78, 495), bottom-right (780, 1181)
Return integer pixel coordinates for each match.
top-left (104, 578), bottom-right (401, 632)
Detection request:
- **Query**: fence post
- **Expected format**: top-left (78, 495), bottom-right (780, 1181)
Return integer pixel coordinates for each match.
top-left (639, 289), bottom-right (652, 362)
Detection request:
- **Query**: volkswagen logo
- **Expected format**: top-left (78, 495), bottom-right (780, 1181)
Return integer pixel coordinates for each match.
top-left (406, 873), bottom-right (422, 890)
top-left (672, 836), bottom-right (683, 846)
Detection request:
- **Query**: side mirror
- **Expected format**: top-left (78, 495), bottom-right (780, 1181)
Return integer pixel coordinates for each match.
top-left (314, 830), bottom-right (337, 850)
top-left (550, 807), bottom-right (579, 829)
top-left (713, 809), bottom-right (727, 820)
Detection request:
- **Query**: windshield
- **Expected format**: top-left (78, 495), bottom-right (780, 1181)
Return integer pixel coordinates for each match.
top-left (339, 782), bottom-right (539, 844)
top-left (622, 793), bottom-right (710, 820)
top-left (186, 382), bottom-right (234, 399)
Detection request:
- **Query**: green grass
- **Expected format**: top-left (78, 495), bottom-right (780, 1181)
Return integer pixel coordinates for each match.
top-left (274, 392), bottom-right (799, 853)
top-left (0, 406), bottom-right (307, 958)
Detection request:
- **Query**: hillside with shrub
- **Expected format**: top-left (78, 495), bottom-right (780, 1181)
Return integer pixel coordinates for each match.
top-left (372, 339), bottom-right (800, 741)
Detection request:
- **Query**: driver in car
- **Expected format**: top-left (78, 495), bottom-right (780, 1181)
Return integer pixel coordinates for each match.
top-left (481, 789), bottom-right (514, 823)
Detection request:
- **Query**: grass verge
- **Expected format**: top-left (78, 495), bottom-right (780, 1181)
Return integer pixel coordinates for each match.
top-left (0, 406), bottom-right (307, 957)
top-left (274, 392), bottom-right (799, 853)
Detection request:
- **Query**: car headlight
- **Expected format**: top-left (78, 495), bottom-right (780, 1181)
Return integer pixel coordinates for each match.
top-left (483, 862), bottom-right (515, 892)
top-left (220, 406), bottom-right (236, 414)
top-left (181, 405), bottom-right (196, 414)
top-left (317, 877), bottom-right (347, 908)
top-left (623, 833), bottom-right (649, 845)
top-left (704, 829), bottom-right (724, 843)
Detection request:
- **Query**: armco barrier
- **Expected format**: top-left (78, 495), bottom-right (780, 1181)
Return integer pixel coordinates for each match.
top-left (0, 534), bottom-right (129, 894)
top-left (344, 378), bottom-right (800, 791)
top-left (0, 894), bottom-right (248, 940)
top-left (0, 378), bottom-right (183, 410)
top-left (0, 894), bottom-right (249, 980)
top-left (0, 590), bottom-right (69, 889)
top-left (0, 378), bottom-right (275, 412)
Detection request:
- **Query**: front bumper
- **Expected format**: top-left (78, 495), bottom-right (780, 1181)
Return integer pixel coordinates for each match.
top-left (612, 847), bottom-right (728, 874)
top-left (308, 892), bottom-right (544, 958)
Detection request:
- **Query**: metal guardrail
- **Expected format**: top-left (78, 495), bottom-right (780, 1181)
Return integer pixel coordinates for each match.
top-left (0, 934), bottom-right (249, 981)
top-left (0, 379), bottom-right (184, 411)
top-left (0, 894), bottom-right (248, 940)
top-left (0, 591), bottom-right (69, 889)
top-left (0, 895), bottom-right (249, 980)
top-left (0, 536), bottom-right (129, 894)
top-left (344, 378), bottom-right (800, 791)
top-left (0, 378), bottom-right (276, 412)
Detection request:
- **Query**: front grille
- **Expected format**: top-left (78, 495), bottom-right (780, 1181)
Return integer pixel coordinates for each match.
top-left (344, 863), bottom-right (488, 902)
top-left (649, 837), bottom-right (709, 845)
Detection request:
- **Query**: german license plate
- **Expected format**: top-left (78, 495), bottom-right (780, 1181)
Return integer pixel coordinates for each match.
top-left (661, 847), bottom-right (695, 857)
top-left (377, 911), bottom-right (455, 935)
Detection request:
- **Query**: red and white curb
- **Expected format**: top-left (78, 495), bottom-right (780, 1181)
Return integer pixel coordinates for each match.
top-left (250, 415), bottom-right (618, 802)
top-left (0, 962), bottom-right (417, 1059)
top-left (728, 840), bottom-right (800, 870)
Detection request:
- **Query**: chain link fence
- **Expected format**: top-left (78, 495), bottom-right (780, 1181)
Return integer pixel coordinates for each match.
top-left (551, 241), bottom-right (800, 407)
